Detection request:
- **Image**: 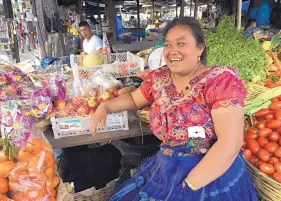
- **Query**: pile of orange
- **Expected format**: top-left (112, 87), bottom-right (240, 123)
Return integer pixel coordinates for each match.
top-left (0, 137), bottom-right (60, 201)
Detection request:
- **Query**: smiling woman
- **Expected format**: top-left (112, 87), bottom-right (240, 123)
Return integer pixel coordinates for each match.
top-left (91, 17), bottom-right (258, 201)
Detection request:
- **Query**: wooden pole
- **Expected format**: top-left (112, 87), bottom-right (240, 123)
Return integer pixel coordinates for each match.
top-left (180, 0), bottom-right (184, 17)
top-left (194, 0), bottom-right (199, 18)
top-left (190, 0), bottom-right (192, 17)
top-left (176, 0), bottom-right (178, 17)
top-left (207, 0), bottom-right (209, 20)
top-left (237, 0), bottom-right (242, 30)
top-left (3, 0), bottom-right (20, 63)
top-left (137, 0), bottom-right (140, 28)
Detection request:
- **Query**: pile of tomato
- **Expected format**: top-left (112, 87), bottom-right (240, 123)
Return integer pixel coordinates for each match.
top-left (243, 95), bottom-right (281, 183)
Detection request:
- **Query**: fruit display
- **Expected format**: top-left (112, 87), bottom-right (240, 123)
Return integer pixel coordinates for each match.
top-left (243, 94), bottom-right (281, 183)
top-left (0, 135), bottom-right (59, 201)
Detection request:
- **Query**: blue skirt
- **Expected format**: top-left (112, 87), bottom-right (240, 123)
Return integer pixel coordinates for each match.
top-left (108, 145), bottom-right (258, 201)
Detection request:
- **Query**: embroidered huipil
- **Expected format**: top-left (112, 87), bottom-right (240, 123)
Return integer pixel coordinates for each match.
top-left (140, 66), bottom-right (246, 155)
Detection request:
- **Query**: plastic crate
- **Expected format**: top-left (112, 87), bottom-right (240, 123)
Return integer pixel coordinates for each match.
top-left (51, 111), bottom-right (129, 139)
top-left (79, 52), bottom-right (144, 79)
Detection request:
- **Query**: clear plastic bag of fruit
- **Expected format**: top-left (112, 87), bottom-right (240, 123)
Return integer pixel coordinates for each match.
top-left (54, 70), bottom-right (121, 118)
top-left (7, 132), bottom-right (59, 201)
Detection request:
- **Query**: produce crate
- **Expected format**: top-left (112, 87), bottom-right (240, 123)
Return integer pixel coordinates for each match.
top-left (79, 52), bottom-right (144, 79)
top-left (51, 111), bottom-right (129, 139)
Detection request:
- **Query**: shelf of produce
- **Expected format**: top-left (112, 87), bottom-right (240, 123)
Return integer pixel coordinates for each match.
top-left (44, 121), bottom-right (152, 149)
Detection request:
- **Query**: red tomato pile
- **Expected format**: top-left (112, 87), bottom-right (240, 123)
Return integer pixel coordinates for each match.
top-left (243, 95), bottom-right (281, 183)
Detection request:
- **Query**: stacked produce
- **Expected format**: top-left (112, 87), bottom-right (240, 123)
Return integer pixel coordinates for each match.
top-left (243, 95), bottom-right (281, 182)
top-left (0, 134), bottom-right (59, 201)
top-left (54, 70), bottom-right (121, 118)
top-left (205, 17), bottom-right (268, 82)
top-left (262, 32), bottom-right (281, 88)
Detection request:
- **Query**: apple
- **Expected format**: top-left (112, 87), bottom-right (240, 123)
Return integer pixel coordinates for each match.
top-left (89, 108), bottom-right (95, 115)
top-left (54, 100), bottom-right (66, 110)
top-left (113, 90), bottom-right (119, 97)
top-left (65, 102), bottom-right (76, 113)
top-left (77, 105), bottom-right (89, 116)
top-left (107, 87), bottom-right (115, 94)
top-left (72, 96), bottom-right (87, 108)
top-left (100, 92), bottom-right (111, 101)
top-left (88, 97), bottom-right (99, 108)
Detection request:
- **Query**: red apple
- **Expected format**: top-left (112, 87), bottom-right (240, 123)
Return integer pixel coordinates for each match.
top-left (100, 92), bottom-right (111, 101)
top-left (72, 96), bottom-right (87, 108)
top-left (65, 102), bottom-right (76, 113)
top-left (107, 87), bottom-right (115, 94)
top-left (88, 97), bottom-right (99, 108)
top-left (89, 108), bottom-right (95, 115)
top-left (56, 109), bottom-right (69, 118)
top-left (77, 105), bottom-right (89, 116)
top-left (113, 90), bottom-right (119, 97)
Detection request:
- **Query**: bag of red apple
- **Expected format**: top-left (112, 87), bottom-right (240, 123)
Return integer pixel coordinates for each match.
top-left (7, 132), bottom-right (59, 201)
top-left (55, 70), bottom-right (122, 118)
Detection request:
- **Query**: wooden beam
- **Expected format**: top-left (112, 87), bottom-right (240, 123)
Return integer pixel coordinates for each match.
top-left (137, 0), bottom-right (140, 28)
top-left (237, 0), bottom-right (242, 30)
top-left (180, 0), bottom-right (184, 17)
top-left (190, 0), bottom-right (192, 17)
top-left (194, 0), bottom-right (199, 18)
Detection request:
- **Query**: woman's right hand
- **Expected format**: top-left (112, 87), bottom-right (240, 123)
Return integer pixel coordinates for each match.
top-left (91, 103), bottom-right (108, 136)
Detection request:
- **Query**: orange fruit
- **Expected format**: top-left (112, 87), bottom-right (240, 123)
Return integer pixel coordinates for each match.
top-left (24, 188), bottom-right (47, 201)
top-left (45, 167), bottom-right (54, 179)
top-left (0, 149), bottom-right (8, 162)
top-left (28, 152), bottom-right (46, 178)
top-left (51, 175), bottom-right (60, 188)
top-left (17, 148), bottom-right (33, 162)
top-left (49, 196), bottom-right (56, 201)
top-left (0, 177), bottom-right (8, 194)
top-left (9, 171), bottom-right (29, 183)
top-left (26, 138), bottom-right (44, 154)
top-left (12, 194), bottom-right (24, 201)
top-left (44, 151), bottom-right (55, 168)
top-left (0, 160), bottom-right (15, 177)
top-left (0, 194), bottom-right (9, 201)
top-left (49, 188), bottom-right (56, 197)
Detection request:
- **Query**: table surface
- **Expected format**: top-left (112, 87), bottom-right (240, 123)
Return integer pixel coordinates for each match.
top-left (45, 121), bottom-right (151, 149)
top-left (112, 40), bottom-right (158, 53)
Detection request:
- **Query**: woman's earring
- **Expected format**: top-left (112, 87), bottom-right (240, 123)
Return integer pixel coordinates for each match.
top-left (198, 56), bottom-right (201, 62)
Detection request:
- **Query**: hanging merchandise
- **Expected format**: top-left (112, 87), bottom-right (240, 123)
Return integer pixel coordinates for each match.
top-left (102, 32), bottom-right (111, 64)
top-left (147, 36), bottom-right (166, 70)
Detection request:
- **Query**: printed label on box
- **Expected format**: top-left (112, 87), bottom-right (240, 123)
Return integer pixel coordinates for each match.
top-left (58, 119), bottom-right (82, 131)
top-left (106, 114), bottom-right (123, 127)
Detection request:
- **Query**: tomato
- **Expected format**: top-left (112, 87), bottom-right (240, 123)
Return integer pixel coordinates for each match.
top-left (274, 162), bottom-right (281, 172)
top-left (259, 163), bottom-right (275, 175)
top-left (274, 109), bottom-right (281, 120)
top-left (269, 132), bottom-right (280, 141)
top-left (273, 172), bottom-right (281, 183)
top-left (256, 108), bottom-right (271, 117)
top-left (271, 97), bottom-right (280, 102)
top-left (274, 147), bottom-right (281, 157)
top-left (265, 113), bottom-right (274, 121)
top-left (243, 149), bottom-right (252, 159)
top-left (257, 160), bottom-right (265, 167)
top-left (277, 127), bottom-right (281, 135)
top-left (248, 128), bottom-right (258, 134)
top-left (257, 149), bottom-right (270, 162)
top-left (257, 121), bottom-right (266, 130)
top-left (258, 128), bottom-right (273, 137)
top-left (244, 133), bottom-right (258, 141)
top-left (247, 140), bottom-right (260, 154)
top-left (268, 157), bottom-right (279, 164)
top-left (242, 141), bottom-right (247, 149)
top-left (264, 141), bottom-right (279, 153)
top-left (253, 117), bottom-right (258, 125)
top-left (267, 120), bottom-right (281, 129)
top-left (269, 101), bottom-right (281, 111)
top-left (249, 155), bottom-right (258, 165)
top-left (257, 137), bottom-right (269, 147)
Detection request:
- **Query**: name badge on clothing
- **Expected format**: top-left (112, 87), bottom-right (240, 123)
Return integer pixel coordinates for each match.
top-left (188, 126), bottom-right (206, 138)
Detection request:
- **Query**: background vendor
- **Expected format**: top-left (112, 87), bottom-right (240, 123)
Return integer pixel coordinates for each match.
top-left (79, 21), bottom-right (103, 55)
top-left (244, 19), bottom-right (268, 39)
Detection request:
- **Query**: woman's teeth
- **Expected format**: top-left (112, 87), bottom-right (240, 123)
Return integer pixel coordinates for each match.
top-left (169, 58), bottom-right (183, 62)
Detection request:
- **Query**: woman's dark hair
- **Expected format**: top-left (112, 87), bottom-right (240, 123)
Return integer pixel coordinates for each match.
top-left (79, 21), bottom-right (90, 28)
top-left (245, 19), bottom-right (256, 29)
top-left (163, 17), bottom-right (207, 64)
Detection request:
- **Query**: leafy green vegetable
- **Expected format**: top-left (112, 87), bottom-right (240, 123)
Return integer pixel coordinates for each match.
top-left (205, 16), bottom-right (268, 81)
